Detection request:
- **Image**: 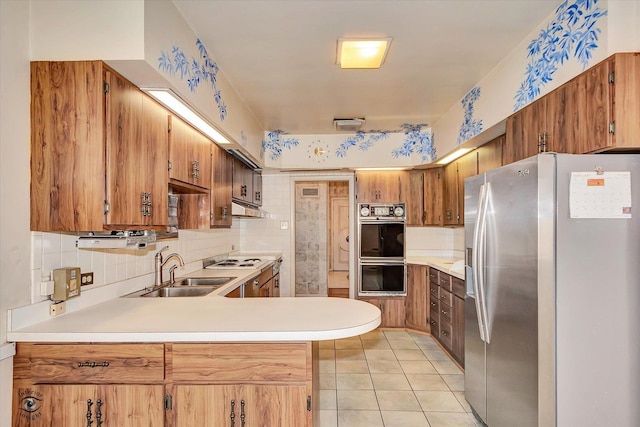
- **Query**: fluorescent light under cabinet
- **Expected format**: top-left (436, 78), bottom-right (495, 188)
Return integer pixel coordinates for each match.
top-left (143, 88), bottom-right (231, 144)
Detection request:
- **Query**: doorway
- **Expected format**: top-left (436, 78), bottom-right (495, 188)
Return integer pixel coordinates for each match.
top-left (293, 179), bottom-right (352, 297)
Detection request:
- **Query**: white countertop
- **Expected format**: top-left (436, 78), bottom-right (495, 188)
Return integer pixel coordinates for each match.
top-left (406, 256), bottom-right (465, 280)
top-left (8, 265), bottom-right (381, 343)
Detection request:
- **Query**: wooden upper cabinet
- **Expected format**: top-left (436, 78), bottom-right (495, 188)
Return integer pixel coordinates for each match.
top-left (355, 170), bottom-right (409, 203)
top-left (610, 53), bottom-right (640, 150)
top-left (232, 158), bottom-right (254, 203)
top-left (477, 134), bottom-right (504, 174)
top-left (169, 116), bottom-right (212, 190)
top-left (407, 171), bottom-right (425, 226)
top-left (423, 168), bottom-right (443, 226)
top-left (443, 151), bottom-right (477, 226)
top-left (253, 172), bottom-right (263, 206)
top-left (211, 143), bottom-right (233, 227)
top-left (504, 97), bottom-right (546, 164)
top-left (30, 61), bottom-right (169, 231)
top-left (104, 71), bottom-right (169, 228)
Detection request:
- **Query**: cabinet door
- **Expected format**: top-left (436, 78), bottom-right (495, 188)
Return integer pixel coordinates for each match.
top-left (544, 80), bottom-right (575, 154)
top-left (423, 168), bottom-right (443, 226)
top-left (477, 135), bottom-right (504, 174)
top-left (356, 171), bottom-right (409, 203)
top-left (456, 151), bottom-right (478, 226)
top-left (174, 384), bottom-right (308, 427)
top-left (252, 172), bottom-right (263, 206)
top-left (442, 162), bottom-right (458, 226)
top-left (142, 96), bottom-right (169, 227)
top-left (405, 265), bottom-right (428, 332)
top-left (504, 98), bottom-right (546, 165)
top-left (211, 143), bottom-right (233, 227)
top-left (612, 53), bottom-right (640, 150)
top-left (452, 295), bottom-right (465, 366)
top-left (407, 171), bottom-right (425, 226)
top-left (169, 116), bottom-right (212, 189)
top-left (30, 61), bottom-right (106, 232)
top-left (272, 273), bottom-right (281, 297)
top-left (232, 158), bottom-right (252, 202)
top-left (14, 384), bottom-right (163, 427)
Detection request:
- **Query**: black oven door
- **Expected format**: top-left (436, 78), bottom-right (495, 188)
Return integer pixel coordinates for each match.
top-left (359, 222), bottom-right (405, 259)
top-left (359, 263), bottom-right (406, 294)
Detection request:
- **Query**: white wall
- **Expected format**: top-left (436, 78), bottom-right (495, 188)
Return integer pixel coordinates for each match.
top-left (0, 0), bottom-right (31, 424)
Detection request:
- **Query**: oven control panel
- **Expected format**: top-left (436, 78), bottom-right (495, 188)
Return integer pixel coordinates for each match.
top-left (359, 203), bottom-right (405, 219)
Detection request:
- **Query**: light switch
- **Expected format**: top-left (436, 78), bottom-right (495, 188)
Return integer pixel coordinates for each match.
top-left (280, 221), bottom-right (289, 230)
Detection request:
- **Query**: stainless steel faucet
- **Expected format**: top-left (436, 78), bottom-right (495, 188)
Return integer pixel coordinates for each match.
top-left (154, 246), bottom-right (185, 287)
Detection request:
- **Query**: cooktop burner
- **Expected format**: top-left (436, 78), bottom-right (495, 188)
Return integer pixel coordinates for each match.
top-left (207, 257), bottom-right (267, 270)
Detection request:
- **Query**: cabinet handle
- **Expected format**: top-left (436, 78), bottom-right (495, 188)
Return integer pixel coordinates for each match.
top-left (445, 209), bottom-right (452, 220)
top-left (78, 362), bottom-right (110, 368)
top-left (86, 399), bottom-right (94, 427)
top-left (95, 400), bottom-right (103, 427)
top-left (192, 160), bottom-right (200, 179)
top-left (430, 320), bottom-right (436, 325)
top-left (422, 211), bottom-right (427, 223)
top-left (442, 330), bottom-right (448, 336)
top-left (441, 310), bottom-right (448, 316)
top-left (430, 302), bottom-right (436, 307)
top-left (230, 399), bottom-right (236, 427)
top-left (221, 206), bottom-right (228, 220)
top-left (240, 400), bottom-right (246, 427)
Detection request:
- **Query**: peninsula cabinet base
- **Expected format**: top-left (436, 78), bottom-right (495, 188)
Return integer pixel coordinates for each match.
top-left (12, 342), bottom-right (320, 427)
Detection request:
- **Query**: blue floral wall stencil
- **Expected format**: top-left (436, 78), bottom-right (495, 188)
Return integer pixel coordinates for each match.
top-left (514, 0), bottom-right (607, 111)
top-left (262, 130), bottom-right (300, 161)
top-left (158, 39), bottom-right (228, 121)
top-left (457, 87), bottom-right (483, 144)
top-left (241, 131), bottom-right (248, 148)
top-left (392, 124), bottom-right (437, 163)
top-left (335, 131), bottom-right (390, 158)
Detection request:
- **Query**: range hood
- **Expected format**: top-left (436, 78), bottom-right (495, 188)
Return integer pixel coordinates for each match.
top-left (76, 230), bottom-right (157, 249)
top-left (232, 202), bottom-right (268, 219)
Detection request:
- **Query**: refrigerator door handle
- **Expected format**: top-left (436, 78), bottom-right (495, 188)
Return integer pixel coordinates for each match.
top-left (477, 182), bottom-right (491, 343)
top-left (472, 183), bottom-right (488, 342)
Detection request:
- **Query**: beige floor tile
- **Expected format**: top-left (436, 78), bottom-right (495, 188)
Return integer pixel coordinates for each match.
top-left (370, 373), bottom-right (412, 391)
top-left (422, 347), bottom-right (454, 361)
top-left (406, 374), bottom-right (449, 391)
top-left (336, 373), bottom-right (374, 390)
top-left (336, 390), bottom-right (380, 410)
top-left (359, 329), bottom-right (386, 340)
top-left (383, 330), bottom-right (414, 340)
top-left (319, 340), bottom-right (336, 349)
top-left (320, 389), bottom-right (338, 410)
top-left (441, 374), bottom-right (464, 392)
top-left (336, 360), bottom-right (370, 374)
top-left (425, 411), bottom-right (478, 427)
top-left (399, 360), bottom-right (438, 374)
top-left (381, 410), bottom-right (430, 427)
top-left (320, 360), bottom-right (336, 373)
top-left (408, 331), bottom-right (434, 341)
top-left (362, 339), bottom-right (391, 350)
top-left (320, 373), bottom-right (336, 390)
top-left (319, 409), bottom-right (338, 427)
top-left (394, 349), bottom-right (428, 360)
top-left (320, 349), bottom-right (336, 360)
top-left (366, 360), bottom-right (403, 374)
top-left (375, 390), bottom-right (422, 411)
top-left (453, 391), bottom-right (473, 413)
top-left (336, 349), bottom-right (366, 360)
top-left (416, 339), bottom-right (442, 350)
top-left (335, 338), bottom-right (363, 349)
top-left (337, 410), bottom-right (384, 427)
top-left (431, 360), bottom-right (463, 375)
top-left (388, 339), bottom-right (421, 350)
top-left (415, 391), bottom-right (465, 412)
top-left (364, 349), bottom-right (397, 361)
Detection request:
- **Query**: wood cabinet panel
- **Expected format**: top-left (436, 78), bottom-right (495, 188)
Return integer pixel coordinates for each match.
top-left (405, 265), bottom-right (429, 332)
top-left (452, 295), bottom-right (465, 365)
top-left (232, 158), bottom-right (253, 202)
top-left (360, 297), bottom-right (406, 328)
top-left (355, 171), bottom-right (409, 203)
top-left (423, 168), bottom-right (443, 226)
top-left (30, 61), bottom-right (106, 232)
top-left (171, 343), bottom-right (309, 383)
top-left (407, 171), bottom-right (424, 226)
top-left (612, 53), bottom-right (640, 150)
top-left (169, 116), bottom-right (212, 189)
top-left (211, 143), bottom-right (233, 227)
top-left (504, 97), bottom-right (546, 164)
top-left (477, 135), bottom-right (504, 174)
top-left (442, 162), bottom-right (458, 225)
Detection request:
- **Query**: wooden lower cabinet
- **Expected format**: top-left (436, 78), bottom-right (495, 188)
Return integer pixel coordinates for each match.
top-left (172, 384), bottom-right (308, 427)
top-left (359, 297), bottom-right (406, 328)
top-left (405, 265), bottom-right (429, 332)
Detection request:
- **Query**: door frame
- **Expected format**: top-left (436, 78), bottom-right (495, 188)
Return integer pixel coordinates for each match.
top-left (289, 173), bottom-right (355, 298)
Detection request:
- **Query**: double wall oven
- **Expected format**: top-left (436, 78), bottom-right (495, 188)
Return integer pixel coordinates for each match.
top-left (357, 203), bottom-right (406, 296)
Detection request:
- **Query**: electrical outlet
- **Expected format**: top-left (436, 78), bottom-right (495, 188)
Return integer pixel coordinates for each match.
top-left (81, 272), bottom-right (94, 286)
top-left (50, 301), bottom-right (66, 317)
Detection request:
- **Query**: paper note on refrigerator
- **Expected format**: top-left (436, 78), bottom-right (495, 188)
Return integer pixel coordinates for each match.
top-left (569, 171), bottom-right (632, 218)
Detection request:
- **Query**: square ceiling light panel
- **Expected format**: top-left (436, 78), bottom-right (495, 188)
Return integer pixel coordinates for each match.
top-left (337, 38), bottom-right (392, 69)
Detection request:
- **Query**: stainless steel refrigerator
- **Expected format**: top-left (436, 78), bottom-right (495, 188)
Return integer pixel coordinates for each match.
top-left (464, 153), bottom-right (640, 426)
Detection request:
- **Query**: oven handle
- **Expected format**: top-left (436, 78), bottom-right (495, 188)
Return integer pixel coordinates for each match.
top-left (359, 260), bottom-right (406, 266)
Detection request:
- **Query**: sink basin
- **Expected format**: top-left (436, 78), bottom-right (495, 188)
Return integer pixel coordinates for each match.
top-left (175, 277), bottom-right (236, 286)
top-left (141, 286), bottom-right (217, 298)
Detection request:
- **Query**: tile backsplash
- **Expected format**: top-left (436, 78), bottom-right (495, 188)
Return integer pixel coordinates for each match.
top-left (405, 226), bottom-right (465, 259)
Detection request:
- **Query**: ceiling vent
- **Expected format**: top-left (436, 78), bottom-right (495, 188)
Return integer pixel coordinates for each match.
top-left (334, 118), bottom-right (365, 132)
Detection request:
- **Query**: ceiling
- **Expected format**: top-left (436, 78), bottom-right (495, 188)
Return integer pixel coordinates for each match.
top-left (173, 0), bottom-right (560, 135)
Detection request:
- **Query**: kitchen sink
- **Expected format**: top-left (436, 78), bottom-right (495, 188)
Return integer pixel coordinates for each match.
top-left (175, 277), bottom-right (236, 286)
top-left (141, 286), bottom-right (218, 297)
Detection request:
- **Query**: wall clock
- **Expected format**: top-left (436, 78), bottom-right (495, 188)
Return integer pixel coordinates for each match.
top-left (307, 140), bottom-right (331, 163)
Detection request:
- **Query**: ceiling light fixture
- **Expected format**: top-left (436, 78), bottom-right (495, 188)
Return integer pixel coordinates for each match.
top-left (143, 88), bottom-right (231, 144)
top-left (436, 148), bottom-right (473, 165)
top-left (337, 38), bottom-right (392, 69)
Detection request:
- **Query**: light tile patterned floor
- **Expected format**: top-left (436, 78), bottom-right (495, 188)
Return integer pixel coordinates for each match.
top-left (318, 329), bottom-right (483, 427)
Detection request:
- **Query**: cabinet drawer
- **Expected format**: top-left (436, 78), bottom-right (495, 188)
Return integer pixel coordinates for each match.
top-left (171, 343), bottom-right (310, 384)
top-left (429, 282), bottom-right (439, 299)
top-left (439, 301), bottom-right (452, 324)
top-left (28, 343), bottom-right (164, 384)
top-left (440, 320), bottom-right (453, 349)
top-left (439, 288), bottom-right (452, 306)
top-left (429, 310), bottom-right (439, 336)
top-left (451, 277), bottom-right (465, 298)
top-left (428, 269), bottom-right (439, 285)
top-left (439, 273), bottom-right (452, 291)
